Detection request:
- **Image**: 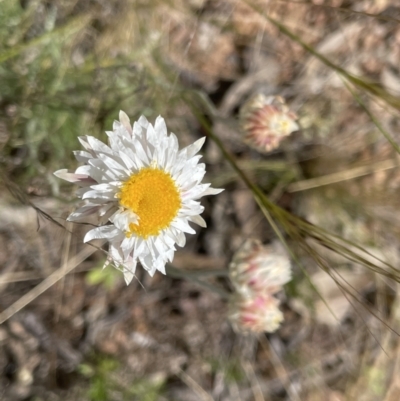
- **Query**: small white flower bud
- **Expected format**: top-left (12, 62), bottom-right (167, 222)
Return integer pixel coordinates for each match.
top-left (228, 293), bottom-right (284, 333)
top-left (239, 94), bottom-right (299, 152)
top-left (229, 239), bottom-right (292, 296)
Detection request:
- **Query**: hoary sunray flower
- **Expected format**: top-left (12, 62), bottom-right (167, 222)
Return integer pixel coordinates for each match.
top-left (228, 293), bottom-right (284, 333)
top-left (239, 94), bottom-right (299, 152)
top-left (229, 239), bottom-right (292, 296)
top-left (55, 111), bottom-right (223, 284)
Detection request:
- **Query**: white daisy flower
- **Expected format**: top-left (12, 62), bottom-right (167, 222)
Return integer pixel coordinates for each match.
top-left (55, 111), bottom-right (223, 284)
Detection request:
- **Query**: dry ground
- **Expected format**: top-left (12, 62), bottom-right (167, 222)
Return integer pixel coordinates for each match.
top-left (1, 0), bottom-right (400, 400)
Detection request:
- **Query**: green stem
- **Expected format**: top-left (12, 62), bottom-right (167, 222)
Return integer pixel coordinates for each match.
top-left (166, 264), bottom-right (230, 299)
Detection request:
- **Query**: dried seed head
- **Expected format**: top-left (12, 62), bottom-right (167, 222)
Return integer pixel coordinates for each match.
top-left (239, 94), bottom-right (299, 152)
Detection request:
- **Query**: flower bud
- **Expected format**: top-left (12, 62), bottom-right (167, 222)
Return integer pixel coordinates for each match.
top-left (229, 239), bottom-right (292, 296)
top-left (239, 94), bottom-right (299, 152)
top-left (228, 293), bottom-right (284, 333)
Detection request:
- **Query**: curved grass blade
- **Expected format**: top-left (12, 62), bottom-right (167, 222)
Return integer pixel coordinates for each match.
top-left (343, 80), bottom-right (400, 154)
top-left (242, 0), bottom-right (400, 110)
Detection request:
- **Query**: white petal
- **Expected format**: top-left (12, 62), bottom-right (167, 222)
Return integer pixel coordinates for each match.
top-left (118, 150), bottom-right (137, 171)
top-left (89, 159), bottom-right (125, 181)
top-left (155, 257), bottom-right (167, 275)
top-left (176, 231), bottom-right (186, 247)
top-left (86, 136), bottom-right (113, 155)
top-left (97, 153), bottom-right (130, 176)
top-left (110, 209), bottom-right (138, 232)
top-left (84, 226), bottom-right (122, 242)
top-left (73, 150), bottom-right (92, 163)
top-left (154, 116), bottom-right (167, 138)
top-left (146, 123), bottom-right (158, 146)
top-left (138, 115), bottom-right (149, 129)
top-left (182, 184), bottom-right (223, 201)
top-left (67, 205), bottom-right (100, 221)
top-left (179, 203), bottom-right (204, 216)
top-left (133, 138), bottom-right (150, 165)
top-left (134, 237), bottom-right (146, 256)
top-left (170, 218), bottom-right (196, 234)
top-left (78, 136), bottom-right (94, 153)
top-left (200, 187), bottom-right (224, 197)
top-left (153, 237), bottom-right (167, 259)
top-left (181, 137), bottom-right (206, 158)
top-left (139, 254), bottom-right (154, 275)
top-left (175, 157), bottom-right (202, 187)
top-left (54, 169), bottom-right (95, 185)
top-left (119, 110), bottom-right (132, 135)
top-left (108, 243), bottom-right (124, 265)
top-left (123, 259), bottom-right (137, 285)
top-left (90, 182), bottom-right (121, 192)
top-left (82, 190), bottom-right (116, 200)
top-left (181, 184), bottom-right (209, 201)
top-left (121, 236), bottom-right (136, 260)
top-left (189, 214), bottom-right (207, 227)
top-left (180, 165), bottom-right (206, 189)
top-left (99, 204), bottom-right (118, 224)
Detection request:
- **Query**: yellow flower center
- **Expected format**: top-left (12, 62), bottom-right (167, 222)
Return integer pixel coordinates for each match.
top-left (118, 167), bottom-right (181, 238)
top-left (275, 118), bottom-right (291, 135)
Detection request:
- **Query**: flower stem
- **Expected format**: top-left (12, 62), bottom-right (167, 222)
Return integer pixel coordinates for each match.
top-left (166, 264), bottom-right (230, 299)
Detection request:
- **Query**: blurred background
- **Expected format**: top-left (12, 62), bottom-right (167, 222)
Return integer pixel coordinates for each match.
top-left (1, 0), bottom-right (400, 400)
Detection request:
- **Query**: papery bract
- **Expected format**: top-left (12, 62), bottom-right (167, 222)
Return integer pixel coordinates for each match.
top-left (229, 239), bottom-right (292, 296)
top-left (239, 94), bottom-right (299, 152)
top-left (228, 293), bottom-right (284, 333)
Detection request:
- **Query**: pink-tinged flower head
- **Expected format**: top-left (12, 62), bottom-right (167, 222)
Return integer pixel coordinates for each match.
top-left (54, 111), bottom-right (223, 284)
top-left (229, 239), bottom-right (292, 296)
top-left (239, 94), bottom-right (299, 152)
top-left (228, 293), bottom-right (284, 333)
